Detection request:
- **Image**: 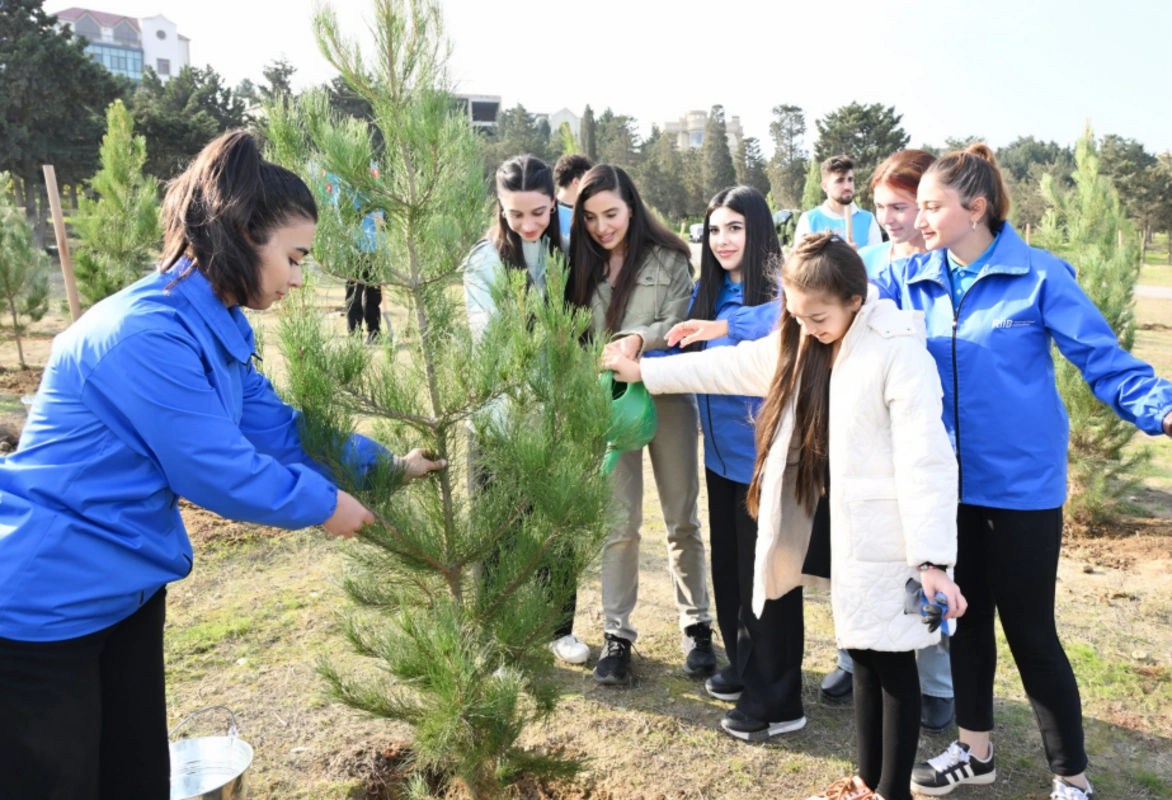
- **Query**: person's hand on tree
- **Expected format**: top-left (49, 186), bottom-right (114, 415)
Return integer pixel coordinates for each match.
top-left (666, 319), bottom-right (729, 348)
top-left (397, 448), bottom-right (447, 480)
top-left (604, 334), bottom-right (643, 362)
top-left (323, 490), bottom-right (374, 538)
top-left (601, 349), bottom-right (643, 384)
top-left (921, 567), bottom-right (967, 621)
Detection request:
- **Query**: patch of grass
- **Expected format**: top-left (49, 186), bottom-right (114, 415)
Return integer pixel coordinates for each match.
top-left (1136, 770), bottom-right (1172, 797)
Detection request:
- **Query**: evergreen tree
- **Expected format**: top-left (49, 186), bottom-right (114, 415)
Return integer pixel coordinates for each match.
top-left (262, 0), bottom-right (612, 794)
top-left (0, 174), bottom-right (50, 369)
top-left (0, 0), bottom-right (128, 244)
top-left (482, 103), bottom-right (549, 174)
top-left (734, 137), bottom-right (770, 198)
top-left (681, 147), bottom-right (706, 217)
top-left (1037, 128), bottom-right (1148, 525)
top-left (813, 102), bottom-right (909, 206)
top-left (72, 100), bottom-right (162, 307)
top-left (580, 105), bottom-right (597, 162)
top-left (801, 156), bottom-right (823, 211)
top-left (555, 122), bottom-right (579, 157)
top-left (997, 136), bottom-right (1076, 230)
top-left (131, 65), bottom-right (249, 179)
top-left (637, 127), bottom-right (687, 224)
top-left (1099, 134), bottom-right (1160, 240)
top-left (260, 57), bottom-right (297, 102)
top-left (595, 108), bottom-right (639, 169)
top-left (767, 104), bottom-right (807, 208)
top-left (701, 105), bottom-right (736, 202)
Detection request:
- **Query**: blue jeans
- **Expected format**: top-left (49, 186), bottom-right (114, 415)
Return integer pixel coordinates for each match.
top-left (837, 635), bottom-right (953, 698)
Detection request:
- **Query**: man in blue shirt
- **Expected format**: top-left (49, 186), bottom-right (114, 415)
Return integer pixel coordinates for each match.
top-left (554, 153), bottom-right (593, 250)
top-left (794, 155), bottom-right (883, 248)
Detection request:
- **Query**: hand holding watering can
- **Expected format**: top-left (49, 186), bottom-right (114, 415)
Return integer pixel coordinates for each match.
top-left (599, 337), bottom-right (657, 475)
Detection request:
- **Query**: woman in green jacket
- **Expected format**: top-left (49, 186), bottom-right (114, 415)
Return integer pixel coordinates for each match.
top-left (565, 165), bottom-right (715, 686)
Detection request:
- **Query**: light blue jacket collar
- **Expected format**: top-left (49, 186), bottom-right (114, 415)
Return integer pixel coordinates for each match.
top-left (908, 223), bottom-right (1031, 289)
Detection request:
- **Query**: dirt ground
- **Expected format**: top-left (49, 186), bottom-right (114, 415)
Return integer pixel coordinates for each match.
top-left (5, 274), bottom-right (1172, 798)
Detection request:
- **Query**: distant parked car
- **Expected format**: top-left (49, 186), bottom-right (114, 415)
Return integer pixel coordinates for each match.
top-left (689, 223), bottom-right (705, 243)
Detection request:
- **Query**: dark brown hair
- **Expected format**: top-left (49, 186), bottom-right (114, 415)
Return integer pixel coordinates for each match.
top-left (924, 143), bottom-right (1010, 232)
top-left (564, 165), bottom-right (691, 333)
top-left (747, 231), bottom-right (868, 517)
top-left (686, 186), bottom-right (778, 351)
top-left (160, 130), bottom-right (317, 304)
top-left (554, 153), bottom-right (594, 189)
top-left (490, 154), bottom-right (562, 270)
top-left (870, 149), bottom-right (937, 197)
top-left (820, 154), bottom-right (855, 179)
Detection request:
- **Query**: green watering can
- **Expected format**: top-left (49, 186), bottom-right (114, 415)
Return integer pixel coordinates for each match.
top-left (600, 370), bottom-right (658, 475)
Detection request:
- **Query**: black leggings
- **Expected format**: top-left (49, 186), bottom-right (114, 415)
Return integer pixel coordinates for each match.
top-left (0, 588), bottom-right (170, 800)
top-left (706, 469), bottom-right (804, 722)
top-left (849, 648), bottom-right (920, 800)
top-left (345, 257), bottom-right (382, 335)
top-left (951, 504), bottom-right (1086, 775)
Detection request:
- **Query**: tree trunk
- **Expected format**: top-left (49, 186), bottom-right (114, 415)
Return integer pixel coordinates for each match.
top-left (8, 298), bottom-right (27, 370)
top-left (1140, 228), bottom-right (1148, 266)
top-left (69, 184), bottom-right (79, 210)
top-left (33, 182), bottom-right (49, 251)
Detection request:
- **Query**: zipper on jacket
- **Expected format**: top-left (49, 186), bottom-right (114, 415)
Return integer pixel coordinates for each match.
top-left (951, 311), bottom-right (963, 500)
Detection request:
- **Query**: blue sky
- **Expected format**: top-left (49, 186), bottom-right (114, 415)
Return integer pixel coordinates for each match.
top-left (77, 0), bottom-right (1172, 156)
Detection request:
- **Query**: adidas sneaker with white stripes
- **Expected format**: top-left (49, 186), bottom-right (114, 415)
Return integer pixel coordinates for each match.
top-left (911, 741), bottom-right (997, 795)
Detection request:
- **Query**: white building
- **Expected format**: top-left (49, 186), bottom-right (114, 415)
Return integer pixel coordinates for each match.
top-left (53, 7), bottom-right (190, 82)
top-left (547, 108), bottom-right (581, 140)
top-left (663, 109), bottom-right (744, 151)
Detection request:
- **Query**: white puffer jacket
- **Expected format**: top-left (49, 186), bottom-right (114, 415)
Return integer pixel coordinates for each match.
top-left (641, 286), bottom-right (958, 651)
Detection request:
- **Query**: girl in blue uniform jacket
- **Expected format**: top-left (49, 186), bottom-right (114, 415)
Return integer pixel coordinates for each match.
top-left (0, 131), bottom-right (444, 799)
top-left (648, 186), bottom-right (802, 741)
top-left (872, 144), bottom-right (1172, 800)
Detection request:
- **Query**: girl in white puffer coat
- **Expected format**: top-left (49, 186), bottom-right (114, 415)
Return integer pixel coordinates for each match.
top-left (603, 232), bottom-right (967, 800)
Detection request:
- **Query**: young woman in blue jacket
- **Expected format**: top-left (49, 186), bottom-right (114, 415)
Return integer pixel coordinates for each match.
top-left (871, 143), bottom-right (1172, 799)
top-left (0, 131), bottom-right (444, 799)
top-left (650, 186), bottom-right (808, 740)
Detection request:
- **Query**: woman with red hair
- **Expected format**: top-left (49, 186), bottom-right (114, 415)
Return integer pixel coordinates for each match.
top-left (857, 149), bottom-right (938, 279)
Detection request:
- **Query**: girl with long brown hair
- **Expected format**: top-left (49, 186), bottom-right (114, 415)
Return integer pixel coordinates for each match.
top-left (605, 232), bottom-right (965, 800)
top-left (566, 164), bottom-right (715, 687)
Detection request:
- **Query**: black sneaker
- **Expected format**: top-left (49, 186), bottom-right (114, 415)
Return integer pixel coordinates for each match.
top-left (681, 622), bottom-right (717, 677)
top-left (705, 665), bottom-right (743, 701)
top-left (719, 708), bottom-right (806, 742)
top-left (819, 667), bottom-right (853, 705)
top-left (592, 633), bottom-right (632, 686)
top-left (911, 741), bottom-right (997, 795)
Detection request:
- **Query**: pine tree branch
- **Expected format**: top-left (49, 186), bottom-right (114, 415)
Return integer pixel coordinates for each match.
top-left (364, 503), bottom-right (452, 578)
top-left (316, 262), bottom-right (411, 287)
top-left (457, 498), bottom-right (531, 568)
top-left (474, 532), bottom-right (558, 625)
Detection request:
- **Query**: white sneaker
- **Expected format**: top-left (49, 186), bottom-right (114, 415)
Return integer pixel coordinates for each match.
top-left (550, 634), bottom-right (590, 665)
top-left (1051, 778), bottom-right (1093, 800)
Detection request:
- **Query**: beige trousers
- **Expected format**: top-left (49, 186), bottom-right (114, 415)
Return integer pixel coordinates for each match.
top-left (601, 393), bottom-right (711, 642)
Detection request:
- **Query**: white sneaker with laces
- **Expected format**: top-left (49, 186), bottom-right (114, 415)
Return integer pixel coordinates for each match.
top-left (1051, 777), bottom-right (1093, 800)
top-left (550, 634), bottom-right (590, 665)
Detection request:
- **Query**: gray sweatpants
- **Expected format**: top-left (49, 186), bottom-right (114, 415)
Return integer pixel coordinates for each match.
top-left (601, 393), bottom-right (712, 642)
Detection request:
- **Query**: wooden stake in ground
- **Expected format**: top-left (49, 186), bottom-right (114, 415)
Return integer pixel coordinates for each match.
top-left (843, 202), bottom-right (853, 245)
top-left (43, 165), bottom-right (82, 323)
top-left (1026, 222), bottom-right (1032, 246)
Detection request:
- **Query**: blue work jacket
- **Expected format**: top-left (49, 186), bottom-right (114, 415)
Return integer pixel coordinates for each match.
top-left (0, 262), bottom-right (385, 642)
top-left (872, 224), bottom-right (1172, 510)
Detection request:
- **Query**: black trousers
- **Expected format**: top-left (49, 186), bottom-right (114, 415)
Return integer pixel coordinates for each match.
top-left (706, 469), bottom-right (804, 722)
top-left (849, 648), bottom-right (921, 800)
top-left (951, 504), bottom-right (1087, 776)
top-left (345, 257), bottom-right (382, 335)
top-left (0, 588), bottom-right (170, 800)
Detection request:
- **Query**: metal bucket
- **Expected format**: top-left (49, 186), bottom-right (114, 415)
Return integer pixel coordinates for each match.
top-left (169, 706), bottom-right (253, 800)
